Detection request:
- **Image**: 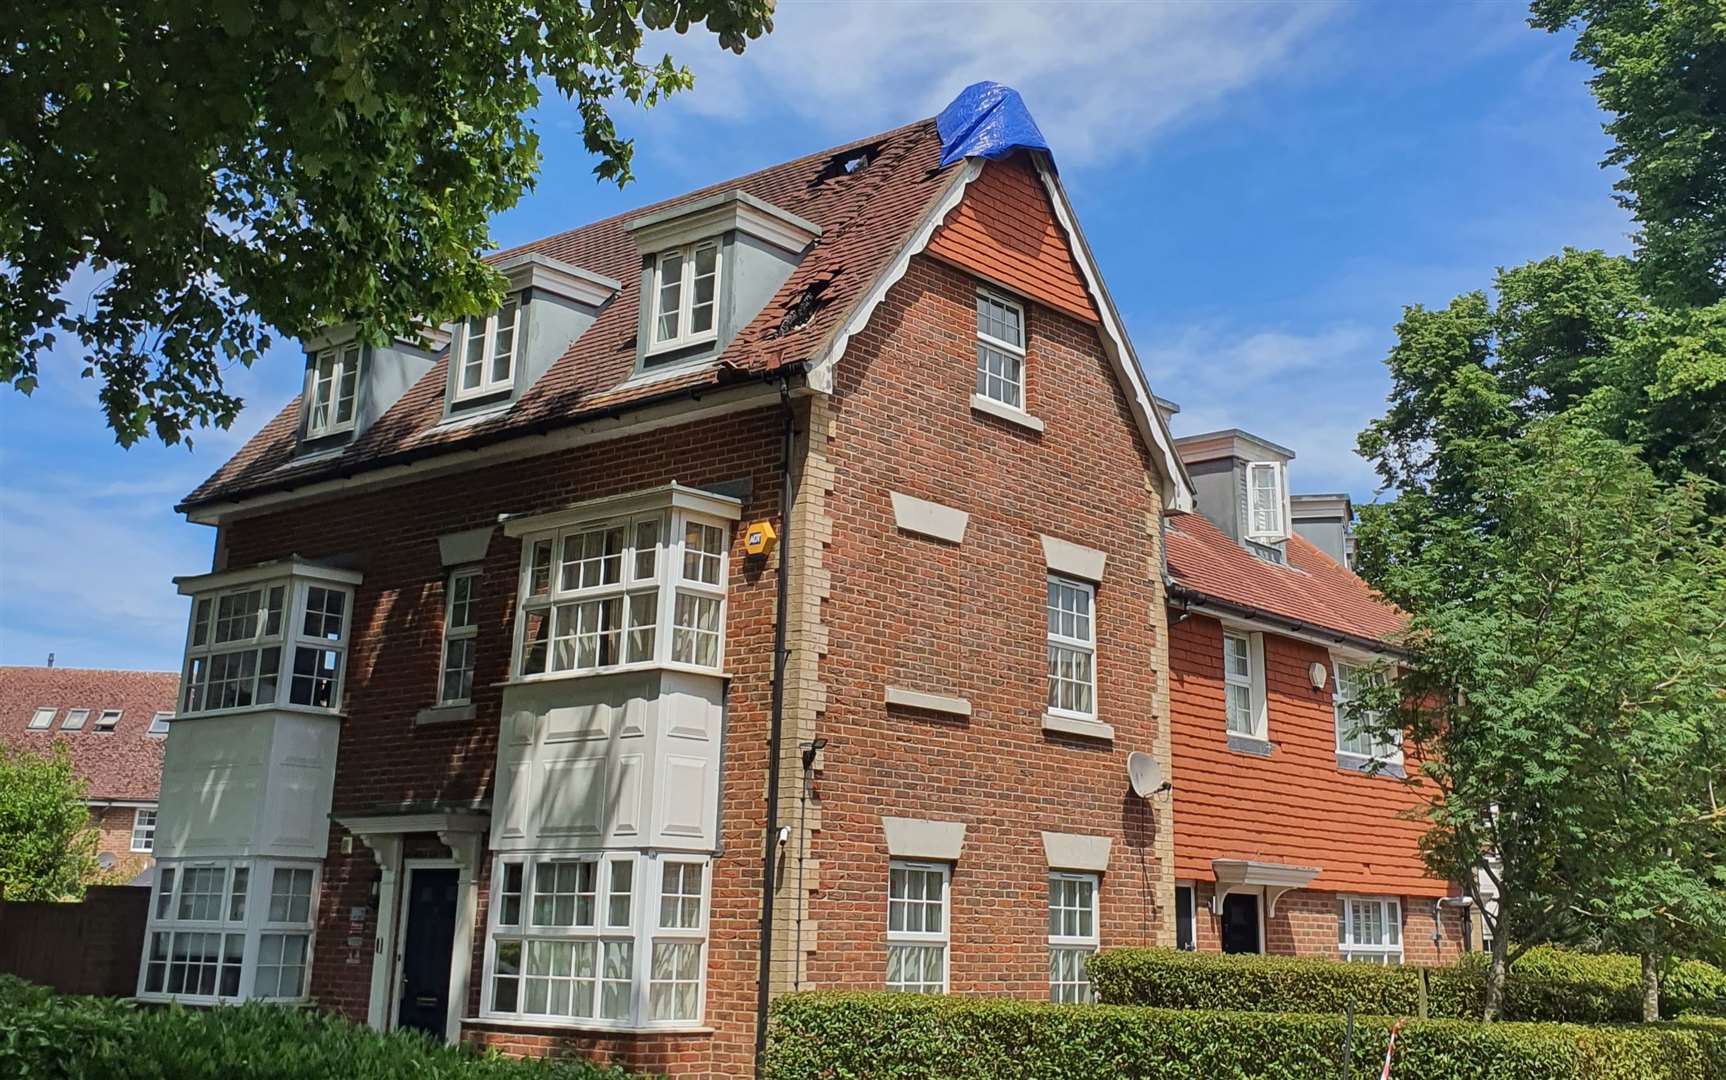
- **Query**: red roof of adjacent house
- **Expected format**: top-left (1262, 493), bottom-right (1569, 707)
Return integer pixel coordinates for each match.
top-left (181, 119), bottom-right (960, 511)
top-left (1164, 511), bottom-right (1405, 646)
top-left (0, 667), bottom-right (177, 802)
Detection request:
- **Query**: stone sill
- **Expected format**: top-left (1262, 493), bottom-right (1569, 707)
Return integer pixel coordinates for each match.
top-left (971, 393), bottom-right (1045, 433)
top-left (1041, 712), bottom-right (1115, 741)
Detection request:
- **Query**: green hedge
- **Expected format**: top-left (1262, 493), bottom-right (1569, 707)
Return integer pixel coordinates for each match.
top-left (766, 992), bottom-right (1726, 1080)
top-left (1087, 947), bottom-right (1726, 1023)
top-left (0, 976), bottom-right (630, 1080)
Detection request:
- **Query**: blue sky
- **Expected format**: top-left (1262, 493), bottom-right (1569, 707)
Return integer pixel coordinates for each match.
top-left (0, 1), bottom-right (1632, 672)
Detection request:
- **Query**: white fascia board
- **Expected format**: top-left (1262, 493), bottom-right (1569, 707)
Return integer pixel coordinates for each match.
top-left (499, 482), bottom-right (744, 538)
top-left (627, 189), bottom-right (822, 256)
top-left (493, 250), bottom-right (621, 308)
top-left (806, 159), bottom-right (982, 395)
top-left (1031, 157), bottom-right (1194, 514)
top-left (182, 382), bottom-right (783, 526)
top-left (1184, 599), bottom-right (1401, 661)
top-left (174, 557), bottom-right (364, 596)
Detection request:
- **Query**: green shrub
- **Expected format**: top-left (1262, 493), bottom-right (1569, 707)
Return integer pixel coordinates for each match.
top-left (1089, 946), bottom-right (1726, 1023)
top-left (0, 979), bottom-right (633, 1080)
top-left (766, 992), bottom-right (1726, 1080)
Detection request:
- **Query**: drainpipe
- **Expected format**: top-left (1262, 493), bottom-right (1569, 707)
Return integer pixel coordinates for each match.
top-left (753, 376), bottom-right (797, 1076)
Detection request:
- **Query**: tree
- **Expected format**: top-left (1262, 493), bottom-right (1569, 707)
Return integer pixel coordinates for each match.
top-left (0, 742), bottom-right (105, 901)
top-left (1352, 421), bottom-right (1726, 1021)
top-left (1, 0), bottom-right (774, 445)
top-left (1531, 0), bottom-right (1726, 306)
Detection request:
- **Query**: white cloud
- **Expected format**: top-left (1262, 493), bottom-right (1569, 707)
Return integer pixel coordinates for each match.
top-left (1145, 321), bottom-right (1376, 384)
top-left (655, 0), bottom-right (1340, 166)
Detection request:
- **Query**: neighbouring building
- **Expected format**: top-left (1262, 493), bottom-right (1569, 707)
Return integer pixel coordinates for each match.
top-left (1, 665), bottom-right (176, 882)
top-left (1163, 429), bottom-right (1469, 964)
top-left (138, 82), bottom-right (1457, 1078)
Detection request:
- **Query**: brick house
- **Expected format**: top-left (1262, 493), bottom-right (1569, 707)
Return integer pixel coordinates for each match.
top-left (138, 83), bottom-right (1453, 1076)
top-left (1, 666), bottom-right (176, 881)
top-left (1161, 429), bottom-right (1470, 964)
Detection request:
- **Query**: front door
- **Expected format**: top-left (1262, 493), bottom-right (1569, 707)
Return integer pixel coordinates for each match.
top-left (397, 867), bottom-right (459, 1039)
top-left (1220, 892), bottom-right (1262, 954)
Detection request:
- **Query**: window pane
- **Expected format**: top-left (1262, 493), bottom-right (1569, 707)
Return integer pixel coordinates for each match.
top-left (671, 593), bottom-right (722, 667)
top-left (681, 521), bottom-right (724, 585)
top-left (491, 299), bottom-right (517, 384)
top-left (656, 251), bottom-right (684, 342)
top-left (632, 518), bottom-right (660, 580)
top-left (689, 242), bottom-right (718, 335)
top-left (659, 862), bottom-right (704, 930)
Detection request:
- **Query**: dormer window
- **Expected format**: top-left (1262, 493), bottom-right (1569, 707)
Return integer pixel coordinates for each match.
top-left (455, 297), bottom-right (521, 400)
top-left (1246, 461), bottom-right (1286, 542)
top-left (305, 344), bottom-right (361, 438)
top-left (649, 240), bottom-right (721, 355)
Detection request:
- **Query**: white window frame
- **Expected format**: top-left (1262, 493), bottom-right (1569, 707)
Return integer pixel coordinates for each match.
top-left (453, 297), bottom-right (522, 401)
top-left (27, 707), bottom-right (55, 730)
top-left (1045, 575), bottom-right (1097, 721)
top-left (438, 568), bottom-right (482, 706)
top-left (1222, 631), bottom-right (1267, 740)
top-left (973, 289), bottom-right (1027, 411)
top-left (137, 858), bottom-right (320, 1004)
top-left (1333, 656), bottom-right (1402, 766)
top-left (95, 709), bottom-right (120, 731)
top-left (648, 239), bottom-right (722, 355)
top-left (304, 342), bottom-right (362, 438)
top-left (60, 708), bottom-right (89, 731)
top-left (480, 852), bottom-right (711, 1031)
top-left (179, 576), bottom-right (354, 718)
top-left (1246, 461), bottom-right (1288, 543)
top-left (1048, 871), bottom-right (1098, 1003)
top-left (1339, 895), bottom-right (1403, 964)
top-left (514, 508), bottom-right (730, 681)
top-left (148, 711), bottom-right (173, 736)
top-left (885, 859), bottom-right (949, 994)
top-left (131, 809), bottom-right (157, 853)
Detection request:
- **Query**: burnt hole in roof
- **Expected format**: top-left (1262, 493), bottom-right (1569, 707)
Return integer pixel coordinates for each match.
top-left (770, 273), bottom-right (841, 337)
top-left (811, 142), bottom-right (882, 187)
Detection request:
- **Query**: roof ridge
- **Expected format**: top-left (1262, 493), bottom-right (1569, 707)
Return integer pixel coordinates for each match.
top-left (489, 117), bottom-right (937, 265)
top-left (0, 666), bottom-right (180, 676)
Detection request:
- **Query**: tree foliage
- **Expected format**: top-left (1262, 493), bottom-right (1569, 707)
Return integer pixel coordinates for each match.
top-left (0, 742), bottom-right (104, 901)
top-left (0, 0), bottom-right (774, 445)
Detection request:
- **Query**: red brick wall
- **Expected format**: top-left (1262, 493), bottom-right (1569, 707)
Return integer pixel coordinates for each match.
top-left (1168, 612), bottom-right (1445, 897)
top-left (220, 408), bottom-right (790, 1078)
top-left (92, 806), bottom-right (153, 879)
top-left (805, 251), bottom-right (1172, 997)
top-left (1183, 883), bottom-right (1472, 964)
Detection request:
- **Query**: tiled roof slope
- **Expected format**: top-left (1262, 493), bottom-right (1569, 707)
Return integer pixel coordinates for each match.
top-left (0, 667), bottom-right (177, 801)
top-left (1165, 511), bottom-right (1405, 646)
top-left (182, 120), bottom-right (958, 509)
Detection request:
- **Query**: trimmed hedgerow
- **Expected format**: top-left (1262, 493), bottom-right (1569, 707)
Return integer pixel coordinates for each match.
top-left (1088, 947), bottom-right (1726, 1023)
top-left (0, 976), bottom-right (631, 1080)
top-left (765, 992), bottom-right (1726, 1080)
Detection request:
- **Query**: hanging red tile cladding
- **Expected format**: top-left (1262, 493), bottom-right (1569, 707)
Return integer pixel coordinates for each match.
top-left (926, 156), bottom-right (1100, 326)
top-left (1168, 612), bottom-right (1449, 898)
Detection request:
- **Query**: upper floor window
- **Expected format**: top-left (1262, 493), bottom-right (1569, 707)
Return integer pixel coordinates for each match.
top-left (649, 240), bottom-right (721, 355)
top-left (305, 343), bottom-right (361, 438)
top-left (439, 569), bottom-right (482, 706)
top-left (1046, 576), bottom-right (1096, 720)
top-left (1246, 461), bottom-right (1286, 541)
top-left (131, 809), bottom-right (157, 853)
top-left (1048, 872), bottom-right (1098, 1003)
top-left (455, 297), bottom-right (521, 400)
top-left (1339, 896), bottom-right (1402, 964)
top-left (148, 711), bottom-right (173, 735)
top-left (176, 565), bottom-right (360, 717)
top-left (1335, 660), bottom-right (1399, 763)
top-left (515, 507), bottom-right (730, 680)
top-left (974, 291), bottom-right (1025, 410)
top-left (886, 860), bottom-right (948, 994)
top-left (1222, 632), bottom-right (1259, 737)
top-left (27, 707), bottom-right (54, 730)
top-left (61, 708), bottom-right (89, 731)
top-left (96, 709), bottom-right (120, 731)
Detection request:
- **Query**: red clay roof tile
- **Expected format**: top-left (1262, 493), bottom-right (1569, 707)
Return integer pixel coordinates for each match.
top-left (0, 667), bottom-right (177, 801)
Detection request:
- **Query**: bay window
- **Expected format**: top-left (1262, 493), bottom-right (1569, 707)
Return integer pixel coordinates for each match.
top-left (138, 859), bottom-right (319, 1002)
top-left (455, 297), bottom-right (521, 400)
top-left (1048, 872), bottom-right (1098, 1003)
top-left (483, 853), bottom-right (710, 1029)
top-left (649, 240), bottom-right (721, 355)
top-left (177, 566), bottom-right (358, 717)
top-left (1339, 896), bottom-right (1402, 963)
top-left (514, 504), bottom-right (730, 679)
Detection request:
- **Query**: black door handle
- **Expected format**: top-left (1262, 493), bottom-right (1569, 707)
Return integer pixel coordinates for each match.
top-left (415, 996), bottom-right (439, 1007)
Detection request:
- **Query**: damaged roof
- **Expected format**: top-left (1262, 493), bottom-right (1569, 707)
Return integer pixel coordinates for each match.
top-left (1165, 511), bottom-right (1406, 649)
top-left (181, 119), bottom-right (956, 512)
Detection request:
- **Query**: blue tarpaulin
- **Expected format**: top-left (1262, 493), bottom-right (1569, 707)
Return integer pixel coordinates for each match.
top-left (936, 82), bottom-right (1051, 169)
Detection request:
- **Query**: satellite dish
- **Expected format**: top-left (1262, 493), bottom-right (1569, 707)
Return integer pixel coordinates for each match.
top-left (1127, 751), bottom-right (1163, 798)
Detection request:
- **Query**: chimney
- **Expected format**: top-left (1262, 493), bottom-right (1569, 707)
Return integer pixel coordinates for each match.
top-left (1171, 429), bottom-right (1296, 563)
top-left (1290, 493), bottom-right (1355, 568)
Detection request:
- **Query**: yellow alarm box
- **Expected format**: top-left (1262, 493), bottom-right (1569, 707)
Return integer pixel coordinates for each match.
top-left (743, 520), bottom-right (778, 558)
